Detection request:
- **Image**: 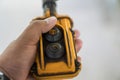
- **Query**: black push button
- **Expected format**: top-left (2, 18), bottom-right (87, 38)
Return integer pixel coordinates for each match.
top-left (45, 27), bottom-right (62, 42)
top-left (45, 43), bottom-right (64, 59)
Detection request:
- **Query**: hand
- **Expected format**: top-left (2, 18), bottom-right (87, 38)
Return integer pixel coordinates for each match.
top-left (0, 17), bottom-right (82, 80)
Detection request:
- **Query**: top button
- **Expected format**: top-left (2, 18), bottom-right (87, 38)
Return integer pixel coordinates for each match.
top-left (45, 27), bottom-right (62, 42)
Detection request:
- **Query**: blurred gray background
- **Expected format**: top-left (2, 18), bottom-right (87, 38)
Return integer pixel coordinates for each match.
top-left (0, 0), bottom-right (120, 80)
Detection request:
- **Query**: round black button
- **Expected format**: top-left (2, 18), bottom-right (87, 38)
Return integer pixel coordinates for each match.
top-left (45, 27), bottom-right (62, 42)
top-left (45, 43), bottom-right (64, 59)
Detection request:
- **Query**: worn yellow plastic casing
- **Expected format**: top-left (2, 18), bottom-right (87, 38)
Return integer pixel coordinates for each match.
top-left (31, 5), bottom-right (81, 80)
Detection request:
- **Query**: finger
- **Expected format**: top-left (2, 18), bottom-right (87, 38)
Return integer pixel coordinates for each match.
top-left (74, 30), bottom-right (80, 39)
top-left (77, 56), bottom-right (81, 62)
top-left (30, 17), bottom-right (57, 33)
top-left (16, 17), bottom-right (57, 45)
top-left (75, 39), bottom-right (83, 53)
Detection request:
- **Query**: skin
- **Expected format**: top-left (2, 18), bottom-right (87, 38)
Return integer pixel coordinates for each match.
top-left (0, 17), bottom-right (82, 80)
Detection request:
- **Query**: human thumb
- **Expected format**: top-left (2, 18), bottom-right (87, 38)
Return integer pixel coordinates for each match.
top-left (16, 16), bottom-right (57, 45)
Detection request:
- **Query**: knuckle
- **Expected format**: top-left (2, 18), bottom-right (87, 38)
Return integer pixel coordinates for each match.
top-left (31, 20), bottom-right (41, 26)
top-left (31, 20), bottom-right (47, 27)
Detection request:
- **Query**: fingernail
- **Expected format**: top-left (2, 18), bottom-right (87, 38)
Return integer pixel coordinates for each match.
top-left (44, 16), bottom-right (57, 25)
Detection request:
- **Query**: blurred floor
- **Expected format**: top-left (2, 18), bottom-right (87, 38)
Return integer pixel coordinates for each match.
top-left (0, 0), bottom-right (120, 80)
